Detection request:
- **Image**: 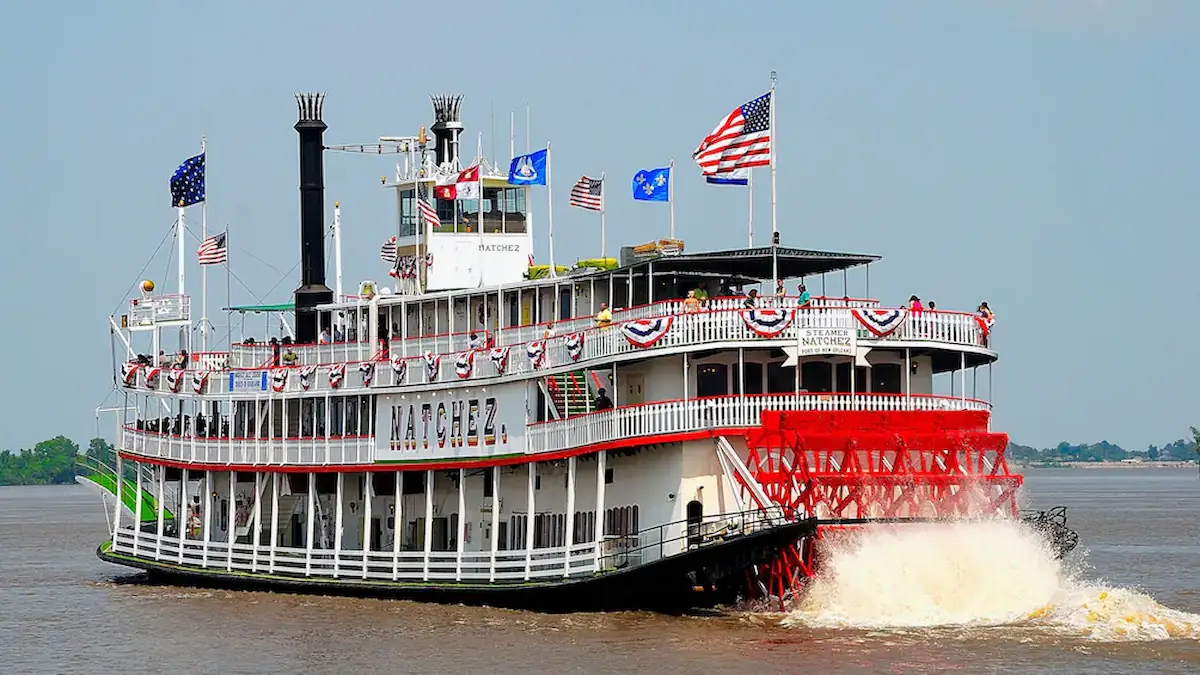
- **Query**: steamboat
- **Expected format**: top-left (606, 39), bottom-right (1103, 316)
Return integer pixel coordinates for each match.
top-left (85, 92), bottom-right (1075, 610)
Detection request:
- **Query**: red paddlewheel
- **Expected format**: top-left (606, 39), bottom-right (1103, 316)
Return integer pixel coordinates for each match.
top-left (739, 411), bottom-right (1022, 521)
top-left (744, 535), bottom-right (818, 611)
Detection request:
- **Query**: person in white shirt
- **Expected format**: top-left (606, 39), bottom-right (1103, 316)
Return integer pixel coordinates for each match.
top-left (319, 327), bottom-right (331, 344)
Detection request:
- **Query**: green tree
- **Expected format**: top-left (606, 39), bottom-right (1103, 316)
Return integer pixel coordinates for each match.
top-left (0, 435), bottom-right (80, 486)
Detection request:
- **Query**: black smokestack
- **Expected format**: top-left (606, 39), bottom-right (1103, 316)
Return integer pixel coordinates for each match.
top-left (429, 94), bottom-right (464, 167)
top-left (293, 92), bottom-right (333, 343)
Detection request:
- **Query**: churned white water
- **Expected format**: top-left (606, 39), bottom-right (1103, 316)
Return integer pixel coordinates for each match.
top-left (781, 520), bottom-right (1200, 641)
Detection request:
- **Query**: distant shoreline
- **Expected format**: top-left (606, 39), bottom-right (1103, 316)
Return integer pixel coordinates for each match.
top-left (1017, 461), bottom-right (1196, 470)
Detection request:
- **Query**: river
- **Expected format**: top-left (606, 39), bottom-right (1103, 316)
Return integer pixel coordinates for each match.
top-left (1, 468), bottom-right (1198, 674)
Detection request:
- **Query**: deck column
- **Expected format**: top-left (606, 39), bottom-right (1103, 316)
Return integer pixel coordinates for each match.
top-left (422, 469), bottom-right (434, 581)
top-left (905, 348), bottom-right (911, 409)
top-left (960, 351), bottom-right (966, 405)
top-left (269, 472), bottom-right (279, 573)
top-left (133, 461), bottom-right (143, 554)
top-left (524, 461), bottom-right (536, 580)
top-left (251, 471), bottom-right (263, 572)
top-left (155, 465), bottom-right (166, 560)
top-left (455, 468), bottom-right (466, 581)
top-left (392, 470), bottom-right (402, 580)
top-left (226, 470), bottom-right (235, 571)
top-left (178, 467), bottom-right (188, 564)
top-left (362, 472), bottom-right (373, 580)
top-left (202, 469), bottom-right (212, 567)
top-left (112, 450), bottom-right (123, 548)
top-left (563, 456), bottom-right (576, 577)
top-left (305, 472), bottom-right (315, 575)
top-left (488, 467), bottom-right (500, 582)
top-left (594, 451), bottom-right (606, 573)
top-left (333, 471), bottom-right (344, 577)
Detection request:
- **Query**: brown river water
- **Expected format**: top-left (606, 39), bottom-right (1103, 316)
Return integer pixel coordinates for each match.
top-left (2, 468), bottom-right (1199, 674)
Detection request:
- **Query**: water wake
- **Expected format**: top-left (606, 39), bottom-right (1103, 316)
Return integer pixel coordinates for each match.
top-left (780, 520), bottom-right (1200, 641)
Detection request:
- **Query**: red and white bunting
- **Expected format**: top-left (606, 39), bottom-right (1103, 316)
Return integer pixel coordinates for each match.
top-left (565, 333), bottom-right (584, 361)
top-left (328, 363), bottom-right (346, 389)
top-left (489, 346), bottom-right (510, 374)
top-left (620, 317), bottom-right (674, 348)
top-left (166, 369), bottom-right (183, 393)
top-left (424, 351), bottom-right (441, 381)
top-left (359, 361), bottom-right (376, 387)
top-left (390, 355), bottom-right (408, 383)
top-left (121, 362), bottom-right (141, 386)
top-left (851, 308), bottom-right (908, 337)
top-left (526, 341), bottom-right (545, 369)
top-left (271, 368), bottom-right (288, 392)
top-left (739, 308), bottom-right (794, 338)
top-left (144, 367), bottom-right (162, 386)
top-left (298, 365), bottom-right (317, 390)
top-left (191, 370), bottom-right (209, 394)
top-left (455, 351), bottom-right (474, 379)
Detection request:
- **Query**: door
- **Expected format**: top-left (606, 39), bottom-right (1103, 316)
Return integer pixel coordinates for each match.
top-left (686, 500), bottom-right (703, 549)
top-left (370, 517), bottom-right (382, 552)
top-left (623, 373), bottom-right (645, 405)
top-left (559, 287), bottom-right (573, 321)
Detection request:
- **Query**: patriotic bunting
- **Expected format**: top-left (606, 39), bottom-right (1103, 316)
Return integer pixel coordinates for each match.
top-left (455, 351), bottom-right (474, 379)
top-left (739, 308), bottom-right (794, 338)
top-left (424, 351), bottom-right (441, 381)
top-left (565, 333), bottom-right (584, 361)
top-left (620, 317), bottom-right (674, 348)
top-left (144, 367), bottom-right (162, 386)
top-left (271, 368), bottom-right (288, 392)
top-left (121, 362), bottom-right (141, 386)
top-left (191, 370), bottom-right (209, 394)
top-left (328, 362), bottom-right (346, 389)
top-left (526, 341), bottom-right (545, 369)
top-left (166, 369), bottom-right (183, 393)
top-left (359, 361), bottom-right (376, 387)
top-left (851, 308), bottom-right (908, 337)
top-left (390, 355), bottom-right (408, 383)
top-left (298, 365), bottom-right (317, 390)
top-left (489, 346), bottom-right (510, 374)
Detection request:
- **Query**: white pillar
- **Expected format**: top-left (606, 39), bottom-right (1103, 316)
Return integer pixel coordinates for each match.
top-left (362, 472), bottom-right (373, 580)
top-left (133, 461), bottom-right (143, 554)
top-left (251, 471), bottom-right (262, 572)
top-left (594, 451), bottom-right (606, 573)
top-left (305, 472), bottom-right (315, 575)
top-left (960, 351), bottom-right (967, 404)
top-left (202, 470), bottom-right (212, 567)
top-left (904, 348), bottom-right (911, 409)
top-left (269, 472), bottom-right (279, 573)
top-left (178, 467), bottom-right (188, 564)
top-left (112, 453), bottom-right (123, 548)
top-left (226, 470), bottom-right (235, 571)
top-left (333, 471), bottom-right (344, 577)
top-left (392, 470), bottom-right (402, 581)
top-left (422, 470), bottom-right (434, 581)
top-left (455, 468), bottom-right (466, 581)
top-left (524, 462), bottom-right (536, 580)
top-left (563, 456), bottom-right (576, 577)
top-left (155, 465), bottom-right (165, 560)
top-left (682, 353), bottom-right (689, 401)
top-left (488, 467), bottom-right (500, 582)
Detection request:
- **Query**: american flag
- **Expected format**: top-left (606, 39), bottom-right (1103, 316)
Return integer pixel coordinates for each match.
top-left (197, 232), bottom-right (227, 265)
top-left (692, 92), bottom-right (772, 175)
top-left (416, 187), bottom-right (441, 231)
top-left (380, 237), bottom-right (398, 264)
top-left (569, 176), bottom-right (604, 212)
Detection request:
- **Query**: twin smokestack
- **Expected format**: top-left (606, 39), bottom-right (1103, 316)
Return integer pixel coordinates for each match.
top-left (291, 93), bottom-right (465, 342)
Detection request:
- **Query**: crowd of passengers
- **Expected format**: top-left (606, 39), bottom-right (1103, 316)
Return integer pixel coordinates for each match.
top-left (133, 402), bottom-right (372, 440)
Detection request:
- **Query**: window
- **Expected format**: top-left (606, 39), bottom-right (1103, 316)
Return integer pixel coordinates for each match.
top-left (401, 472), bottom-right (425, 495)
top-left (605, 468), bottom-right (614, 484)
top-left (741, 362), bottom-right (763, 395)
top-left (834, 363), bottom-right (870, 393)
top-left (483, 468), bottom-right (494, 498)
top-left (399, 189), bottom-right (417, 237)
top-left (873, 363), bottom-right (902, 394)
top-left (801, 361), bottom-right (833, 393)
top-left (696, 363), bottom-right (729, 397)
top-left (767, 361), bottom-right (793, 394)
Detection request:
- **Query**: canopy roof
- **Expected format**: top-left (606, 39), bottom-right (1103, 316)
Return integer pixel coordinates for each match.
top-left (629, 246), bottom-right (880, 280)
top-left (225, 302), bottom-right (295, 313)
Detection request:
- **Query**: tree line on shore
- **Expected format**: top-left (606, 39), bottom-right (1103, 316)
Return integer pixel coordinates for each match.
top-left (1, 431), bottom-right (1198, 486)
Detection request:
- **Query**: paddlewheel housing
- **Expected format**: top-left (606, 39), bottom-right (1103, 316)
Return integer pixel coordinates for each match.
top-left (734, 410), bottom-right (1021, 608)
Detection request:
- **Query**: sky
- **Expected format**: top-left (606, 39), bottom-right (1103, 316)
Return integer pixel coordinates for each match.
top-left (0, 0), bottom-right (1197, 451)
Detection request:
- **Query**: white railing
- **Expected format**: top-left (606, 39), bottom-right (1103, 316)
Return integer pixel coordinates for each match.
top-left (129, 294), bottom-right (190, 325)
top-left (120, 393), bottom-right (989, 467)
top-left (129, 306), bottom-right (989, 398)
top-left (111, 529), bottom-right (600, 582)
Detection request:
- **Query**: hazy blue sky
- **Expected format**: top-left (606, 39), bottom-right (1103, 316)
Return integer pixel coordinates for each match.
top-left (1, 1), bottom-right (1197, 451)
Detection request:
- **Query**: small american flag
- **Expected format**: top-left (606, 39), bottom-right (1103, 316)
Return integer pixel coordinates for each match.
top-left (416, 188), bottom-right (440, 231)
top-left (569, 176), bottom-right (603, 212)
top-left (197, 232), bottom-right (227, 265)
top-left (380, 237), bottom-right (398, 264)
top-left (692, 92), bottom-right (772, 175)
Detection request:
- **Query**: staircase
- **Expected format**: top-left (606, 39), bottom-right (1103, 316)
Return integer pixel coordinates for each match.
top-left (548, 371), bottom-right (596, 418)
top-left (75, 456), bottom-right (172, 523)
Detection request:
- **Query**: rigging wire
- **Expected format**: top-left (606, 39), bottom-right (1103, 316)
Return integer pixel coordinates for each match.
top-left (109, 220), bottom-right (178, 317)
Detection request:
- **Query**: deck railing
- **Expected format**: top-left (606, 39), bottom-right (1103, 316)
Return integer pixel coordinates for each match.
top-left (130, 306), bottom-right (989, 397)
top-left (119, 392), bottom-right (989, 467)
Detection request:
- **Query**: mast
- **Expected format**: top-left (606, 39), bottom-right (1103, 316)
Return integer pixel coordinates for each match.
top-left (293, 92), bottom-right (333, 343)
top-left (200, 136), bottom-right (208, 351)
top-left (333, 201), bottom-right (343, 302)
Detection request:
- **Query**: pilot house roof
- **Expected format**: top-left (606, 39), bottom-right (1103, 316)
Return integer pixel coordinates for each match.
top-left (624, 246), bottom-right (881, 281)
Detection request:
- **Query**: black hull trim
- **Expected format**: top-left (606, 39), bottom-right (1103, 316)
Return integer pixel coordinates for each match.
top-left (97, 520), bottom-right (814, 611)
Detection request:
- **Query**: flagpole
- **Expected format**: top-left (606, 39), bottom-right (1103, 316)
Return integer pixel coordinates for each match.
top-left (200, 136), bottom-right (208, 352)
top-left (600, 172), bottom-right (607, 262)
top-left (333, 201), bottom-right (343, 301)
top-left (748, 170), bottom-right (754, 248)
top-left (546, 142), bottom-right (555, 278)
top-left (177, 207), bottom-right (186, 297)
top-left (769, 71), bottom-right (779, 291)
top-left (225, 227), bottom-right (232, 347)
top-left (668, 158), bottom-right (675, 240)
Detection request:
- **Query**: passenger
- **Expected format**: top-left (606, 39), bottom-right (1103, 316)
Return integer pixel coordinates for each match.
top-left (909, 295), bottom-right (923, 313)
top-left (543, 322), bottom-right (556, 339)
top-left (743, 289), bottom-right (758, 308)
top-left (595, 302), bottom-right (613, 328)
top-left (683, 290), bottom-right (700, 313)
top-left (269, 337), bottom-right (281, 366)
top-left (593, 388), bottom-right (614, 411)
top-left (174, 350), bottom-right (188, 369)
top-left (928, 301), bottom-right (936, 311)
top-left (693, 286), bottom-right (709, 306)
top-left (318, 327), bottom-right (331, 344)
top-left (469, 332), bottom-right (487, 350)
top-left (776, 280), bottom-right (785, 296)
top-left (978, 302), bottom-right (995, 324)
top-left (281, 347), bottom-right (299, 367)
top-left (797, 284), bottom-right (811, 307)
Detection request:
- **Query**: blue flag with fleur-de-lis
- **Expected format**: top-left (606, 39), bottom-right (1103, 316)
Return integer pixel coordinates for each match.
top-left (632, 167), bottom-right (671, 202)
top-left (170, 153), bottom-right (206, 207)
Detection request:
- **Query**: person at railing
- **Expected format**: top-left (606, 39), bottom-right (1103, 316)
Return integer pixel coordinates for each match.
top-left (157, 350), bottom-right (169, 367)
top-left (683, 290), bottom-right (700, 313)
top-left (775, 280), bottom-right (785, 296)
top-left (594, 387), bottom-right (614, 410)
top-left (743, 289), bottom-right (758, 308)
top-left (543, 322), bottom-right (556, 339)
top-left (281, 347), bottom-right (299, 367)
top-left (978, 302), bottom-right (994, 324)
top-left (174, 349), bottom-right (188, 369)
top-left (797, 284), bottom-right (811, 307)
top-left (928, 301), bottom-right (936, 311)
top-left (319, 326), bottom-right (331, 344)
top-left (693, 286), bottom-right (709, 306)
top-left (269, 337), bottom-right (281, 366)
top-left (469, 332), bottom-right (487, 350)
top-left (909, 295), bottom-right (924, 313)
top-left (595, 302), bottom-right (613, 328)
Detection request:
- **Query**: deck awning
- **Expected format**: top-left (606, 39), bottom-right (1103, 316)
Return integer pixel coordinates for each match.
top-left (224, 303), bottom-right (295, 313)
top-left (627, 246), bottom-right (881, 280)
